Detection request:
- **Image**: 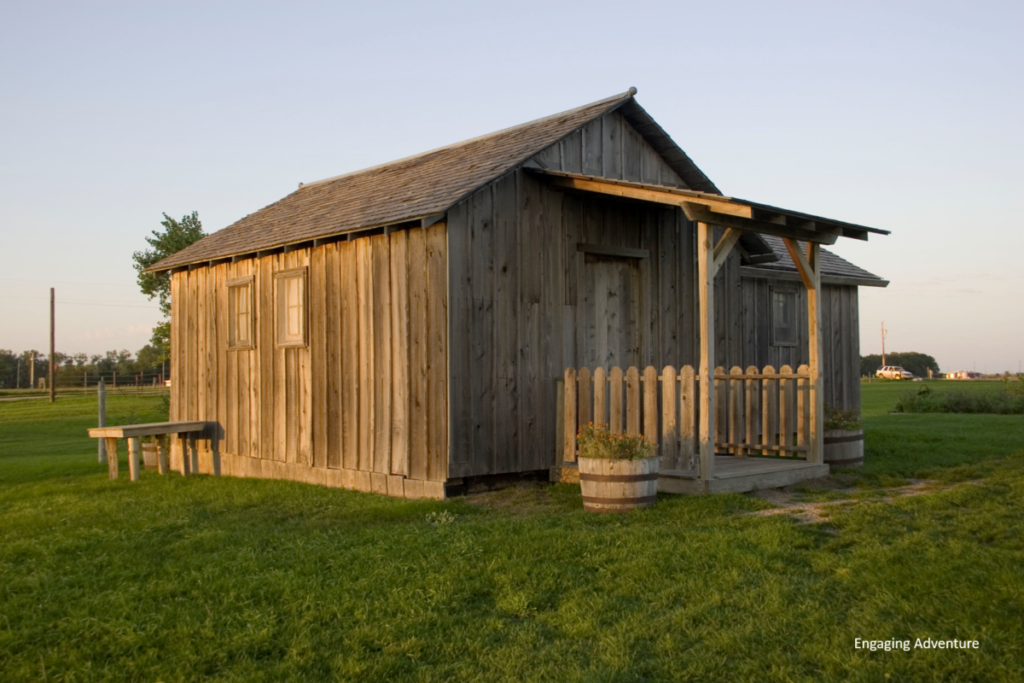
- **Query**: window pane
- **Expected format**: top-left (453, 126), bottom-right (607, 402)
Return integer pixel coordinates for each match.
top-left (288, 303), bottom-right (300, 337)
top-left (773, 290), bottom-right (797, 346)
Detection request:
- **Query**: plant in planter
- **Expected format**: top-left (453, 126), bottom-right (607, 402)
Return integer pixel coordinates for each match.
top-left (576, 423), bottom-right (659, 513)
top-left (823, 404), bottom-right (864, 467)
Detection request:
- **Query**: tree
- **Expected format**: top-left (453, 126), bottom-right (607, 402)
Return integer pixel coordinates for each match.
top-left (134, 211), bottom-right (205, 363)
top-left (133, 211), bottom-right (206, 317)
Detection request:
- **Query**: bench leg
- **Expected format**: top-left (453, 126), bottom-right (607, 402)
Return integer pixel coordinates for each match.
top-left (179, 434), bottom-right (189, 475)
top-left (157, 435), bottom-right (169, 475)
top-left (189, 435), bottom-right (199, 474)
top-left (105, 438), bottom-right (119, 479)
top-left (128, 437), bottom-right (141, 482)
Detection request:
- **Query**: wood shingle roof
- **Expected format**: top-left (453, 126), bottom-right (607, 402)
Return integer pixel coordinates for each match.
top-left (151, 89), bottom-right (708, 272)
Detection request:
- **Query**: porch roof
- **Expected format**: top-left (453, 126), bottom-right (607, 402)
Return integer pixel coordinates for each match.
top-left (531, 169), bottom-right (889, 245)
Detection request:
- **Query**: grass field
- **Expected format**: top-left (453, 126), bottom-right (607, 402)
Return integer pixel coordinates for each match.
top-left (1, 385), bottom-right (1023, 681)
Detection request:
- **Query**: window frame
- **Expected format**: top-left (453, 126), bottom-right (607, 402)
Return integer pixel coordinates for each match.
top-left (227, 275), bottom-right (256, 351)
top-left (274, 267), bottom-right (308, 349)
top-left (769, 285), bottom-right (799, 348)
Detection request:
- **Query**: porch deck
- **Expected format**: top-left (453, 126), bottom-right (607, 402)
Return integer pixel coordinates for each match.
top-left (659, 456), bottom-right (829, 495)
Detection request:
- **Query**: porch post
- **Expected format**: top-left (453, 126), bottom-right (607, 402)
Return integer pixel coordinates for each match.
top-left (806, 242), bottom-right (824, 464)
top-left (697, 221), bottom-right (715, 488)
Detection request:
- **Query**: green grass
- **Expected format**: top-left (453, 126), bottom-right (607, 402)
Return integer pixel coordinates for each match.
top-left (2, 388), bottom-right (1023, 681)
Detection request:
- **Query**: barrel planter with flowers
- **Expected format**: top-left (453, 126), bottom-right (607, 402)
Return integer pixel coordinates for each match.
top-left (823, 405), bottom-right (864, 468)
top-left (576, 423), bottom-right (659, 513)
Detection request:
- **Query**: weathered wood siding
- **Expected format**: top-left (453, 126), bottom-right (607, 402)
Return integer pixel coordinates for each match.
top-left (530, 111), bottom-right (689, 187)
top-left (169, 223), bottom-right (449, 498)
top-left (739, 276), bottom-right (861, 411)
top-left (447, 111), bottom-right (746, 478)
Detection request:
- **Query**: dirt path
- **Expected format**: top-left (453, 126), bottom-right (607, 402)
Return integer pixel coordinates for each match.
top-left (748, 479), bottom-right (981, 524)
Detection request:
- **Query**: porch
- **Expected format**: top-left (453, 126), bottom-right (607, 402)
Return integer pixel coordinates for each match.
top-left (559, 363), bottom-right (831, 494)
top-left (542, 170), bottom-right (888, 494)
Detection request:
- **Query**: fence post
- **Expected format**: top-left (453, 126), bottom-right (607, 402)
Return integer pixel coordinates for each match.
top-left (745, 366), bottom-right (759, 456)
top-left (762, 365), bottom-right (777, 451)
top-left (97, 380), bottom-right (107, 463)
top-left (729, 366), bottom-right (743, 456)
top-left (563, 369), bottom-right (576, 463)
top-left (609, 367), bottom-right (623, 433)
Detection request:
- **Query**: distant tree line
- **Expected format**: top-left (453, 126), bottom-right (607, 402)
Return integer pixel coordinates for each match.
top-left (0, 343), bottom-right (168, 389)
top-left (860, 352), bottom-right (940, 378)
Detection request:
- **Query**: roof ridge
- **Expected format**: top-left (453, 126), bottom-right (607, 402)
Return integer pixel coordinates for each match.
top-left (297, 89), bottom-right (636, 191)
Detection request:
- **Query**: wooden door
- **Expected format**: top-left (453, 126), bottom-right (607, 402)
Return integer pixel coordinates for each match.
top-left (580, 254), bottom-right (641, 369)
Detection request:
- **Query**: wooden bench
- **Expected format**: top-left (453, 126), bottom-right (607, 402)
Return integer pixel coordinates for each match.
top-left (88, 421), bottom-right (206, 481)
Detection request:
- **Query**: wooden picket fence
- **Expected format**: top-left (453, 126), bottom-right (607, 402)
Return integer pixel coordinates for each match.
top-left (562, 364), bottom-right (812, 472)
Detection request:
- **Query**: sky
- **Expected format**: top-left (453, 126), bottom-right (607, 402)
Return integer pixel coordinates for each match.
top-left (1, 0), bottom-right (1021, 373)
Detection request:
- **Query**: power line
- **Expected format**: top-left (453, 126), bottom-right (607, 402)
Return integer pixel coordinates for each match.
top-left (7, 297), bottom-right (160, 309)
top-left (0, 277), bottom-right (133, 287)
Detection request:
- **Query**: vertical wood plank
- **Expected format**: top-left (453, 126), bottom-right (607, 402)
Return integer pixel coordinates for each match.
top-left (563, 368), bottom-right (576, 463)
top-left (340, 240), bottom-right (360, 470)
top-left (407, 229), bottom-right (428, 480)
top-left (326, 243), bottom-right (343, 469)
top-left (625, 366), bottom-right (640, 435)
top-left (578, 367), bottom-right (592, 428)
top-left (593, 367), bottom-right (607, 430)
top-left (581, 118), bottom-right (602, 176)
top-left (426, 222), bottom-right (448, 481)
top-left (715, 366), bottom-right (726, 449)
top-left (215, 265), bottom-right (228, 460)
top-left (356, 238), bottom-right (375, 471)
top-left (471, 187), bottom-right (495, 475)
top-left (661, 366), bottom-right (677, 468)
top-left (608, 366), bottom-right (623, 434)
top-left (259, 256), bottom-right (274, 460)
top-left (762, 364), bottom-right (777, 450)
top-left (797, 364), bottom-right (809, 452)
top-left (679, 365), bottom-right (696, 472)
top-left (311, 245), bottom-right (327, 468)
top-left (807, 243), bottom-right (824, 464)
top-left (372, 234), bottom-right (392, 474)
top-left (697, 222), bottom-right (716, 486)
top-left (643, 366), bottom-right (658, 446)
top-left (446, 201), bottom-right (472, 476)
top-left (729, 366), bottom-right (743, 457)
top-left (493, 174), bottom-right (519, 474)
top-left (780, 364), bottom-right (794, 454)
top-left (745, 366), bottom-right (759, 456)
top-left (298, 250), bottom-right (312, 466)
top-left (390, 230), bottom-right (410, 476)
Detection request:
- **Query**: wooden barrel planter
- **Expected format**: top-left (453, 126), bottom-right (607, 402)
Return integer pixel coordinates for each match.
top-left (578, 457), bottom-right (659, 513)
top-left (142, 442), bottom-right (159, 470)
top-left (823, 429), bottom-right (864, 467)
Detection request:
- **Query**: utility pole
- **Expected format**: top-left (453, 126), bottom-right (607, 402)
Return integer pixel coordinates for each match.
top-left (49, 288), bottom-right (56, 403)
top-left (881, 322), bottom-right (887, 367)
top-left (29, 351), bottom-right (36, 389)
top-left (16, 358), bottom-right (20, 389)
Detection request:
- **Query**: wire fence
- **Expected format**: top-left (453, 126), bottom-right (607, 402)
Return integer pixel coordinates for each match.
top-left (1, 372), bottom-right (170, 396)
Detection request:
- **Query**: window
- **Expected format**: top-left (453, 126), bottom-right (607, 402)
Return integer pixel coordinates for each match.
top-left (771, 287), bottom-right (798, 347)
top-left (275, 268), bottom-right (307, 347)
top-left (227, 276), bottom-right (255, 350)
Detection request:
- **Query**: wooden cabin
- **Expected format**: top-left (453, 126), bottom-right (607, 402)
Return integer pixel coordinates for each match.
top-left (147, 88), bottom-right (888, 499)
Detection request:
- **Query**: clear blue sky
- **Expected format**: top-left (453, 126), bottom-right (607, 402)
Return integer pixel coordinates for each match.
top-left (2, 1), bottom-right (1021, 373)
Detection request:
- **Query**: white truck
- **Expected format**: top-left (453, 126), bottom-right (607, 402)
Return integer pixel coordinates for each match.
top-left (876, 365), bottom-right (914, 380)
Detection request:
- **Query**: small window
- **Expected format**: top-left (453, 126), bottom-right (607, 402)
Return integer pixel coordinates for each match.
top-left (771, 287), bottom-right (798, 347)
top-left (275, 268), bottom-right (307, 347)
top-left (228, 276), bottom-right (255, 350)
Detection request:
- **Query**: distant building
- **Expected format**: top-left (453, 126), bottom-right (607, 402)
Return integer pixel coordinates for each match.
top-left (946, 371), bottom-right (982, 379)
